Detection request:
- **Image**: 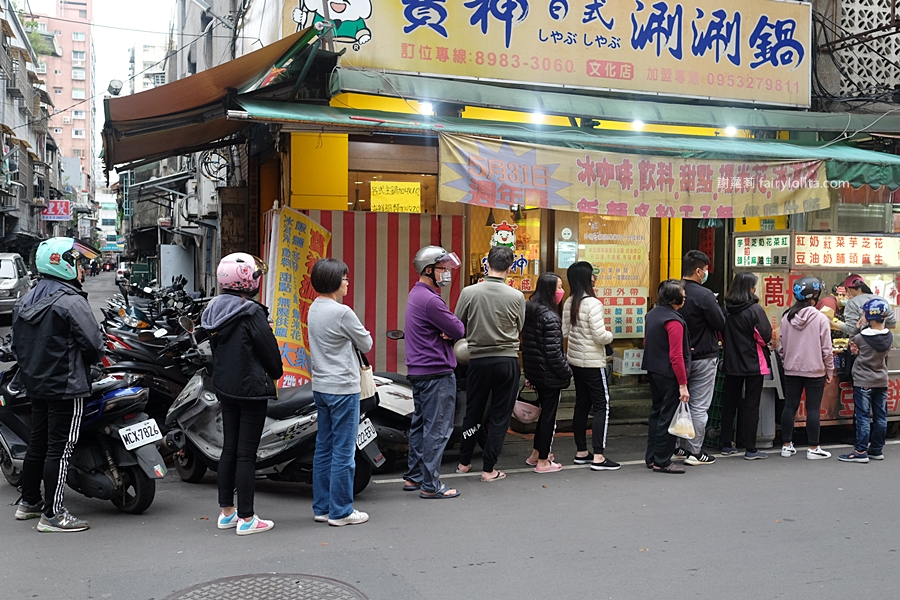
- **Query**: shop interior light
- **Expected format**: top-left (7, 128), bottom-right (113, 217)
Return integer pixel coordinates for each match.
top-left (511, 204), bottom-right (524, 222)
top-left (724, 126), bottom-right (737, 136)
top-left (632, 120), bottom-right (644, 130)
top-left (531, 112), bottom-right (545, 124)
top-left (418, 102), bottom-right (433, 116)
top-left (486, 207), bottom-right (496, 227)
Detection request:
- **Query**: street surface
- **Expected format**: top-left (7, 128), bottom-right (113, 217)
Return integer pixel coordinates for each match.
top-left (1, 273), bottom-right (898, 599)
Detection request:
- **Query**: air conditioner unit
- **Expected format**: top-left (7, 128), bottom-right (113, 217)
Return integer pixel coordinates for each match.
top-left (72, 60), bottom-right (84, 67)
top-left (200, 193), bottom-right (219, 218)
top-left (62, 116), bottom-right (71, 124)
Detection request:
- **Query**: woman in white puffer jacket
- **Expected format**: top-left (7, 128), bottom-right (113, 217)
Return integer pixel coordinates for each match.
top-left (562, 261), bottom-right (620, 471)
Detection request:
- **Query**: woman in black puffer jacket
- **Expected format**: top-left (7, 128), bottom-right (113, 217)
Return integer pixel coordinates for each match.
top-left (522, 272), bottom-right (572, 473)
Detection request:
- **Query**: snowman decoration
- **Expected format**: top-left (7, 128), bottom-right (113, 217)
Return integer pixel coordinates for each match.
top-left (292, 0), bottom-right (373, 51)
top-left (490, 220), bottom-right (517, 249)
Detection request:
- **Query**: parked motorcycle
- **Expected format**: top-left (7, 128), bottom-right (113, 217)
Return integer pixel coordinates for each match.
top-left (164, 317), bottom-right (385, 495)
top-left (0, 338), bottom-right (171, 514)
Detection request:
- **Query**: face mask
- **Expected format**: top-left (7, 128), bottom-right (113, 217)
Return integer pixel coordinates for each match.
top-left (555, 289), bottom-right (565, 305)
top-left (437, 270), bottom-right (452, 287)
top-left (838, 297), bottom-right (847, 306)
top-left (700, 269), bottom-right (709, 285)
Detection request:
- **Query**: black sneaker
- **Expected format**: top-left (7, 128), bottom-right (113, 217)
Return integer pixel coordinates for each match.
top-left (37, 510), bottom-right (90, 533)
top-left (590, 458), bottom-right (621, 471)
top-left (673, 447), bottom-right (689, 460)
top-left (15, 500), bottom-right (44, 521)
top-left (685, 451), bottom-right (717, 465)
top-left (573, 453), bottom-right (594, 465)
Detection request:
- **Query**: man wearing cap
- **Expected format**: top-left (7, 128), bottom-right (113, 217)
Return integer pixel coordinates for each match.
top-left (402, 246), bottom-right (466, 499)
top-left (834, 274), bottom-right (897, 336)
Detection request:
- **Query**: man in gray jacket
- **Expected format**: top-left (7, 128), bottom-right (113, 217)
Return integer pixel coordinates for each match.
top-left (455, 246), bottom-right (525, 482)
top-left (11, 238), bottom-right (103, 533)
top-left (833, 274), bottom-right (897, 336)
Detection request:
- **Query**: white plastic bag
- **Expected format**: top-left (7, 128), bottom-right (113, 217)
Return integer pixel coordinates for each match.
top-left (668, 402), bottom-right (695, 439)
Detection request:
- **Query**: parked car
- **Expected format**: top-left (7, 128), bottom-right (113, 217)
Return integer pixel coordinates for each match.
top-left (116, 262), bottom-right (131, 285)
top-left (0, 253), bottom-right (34, 315)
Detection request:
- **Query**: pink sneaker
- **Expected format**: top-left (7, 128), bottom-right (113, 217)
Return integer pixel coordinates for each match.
top-left (236, 515), bottom-right (274, 536)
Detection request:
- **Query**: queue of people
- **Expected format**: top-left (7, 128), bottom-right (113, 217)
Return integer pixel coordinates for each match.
top-left (11, 238), bottom-right (894, 535)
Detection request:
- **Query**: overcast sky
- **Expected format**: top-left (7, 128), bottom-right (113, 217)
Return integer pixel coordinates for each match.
top-left (29, 0), bottom-right (176, 182)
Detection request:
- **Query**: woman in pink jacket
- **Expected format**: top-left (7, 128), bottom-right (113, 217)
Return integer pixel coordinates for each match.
top-left (778, 277), bottom-right (834, 460)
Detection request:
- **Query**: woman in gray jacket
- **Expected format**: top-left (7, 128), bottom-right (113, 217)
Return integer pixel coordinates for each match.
top-left (562, 261), bottom-right (619, 471)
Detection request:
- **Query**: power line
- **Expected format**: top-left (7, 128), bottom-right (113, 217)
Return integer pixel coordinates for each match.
top-left (30, 12), bottom-right (256, 40)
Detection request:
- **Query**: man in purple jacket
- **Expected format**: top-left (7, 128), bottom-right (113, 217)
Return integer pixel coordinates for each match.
top-left (402, 246), bottom-right (466, 499)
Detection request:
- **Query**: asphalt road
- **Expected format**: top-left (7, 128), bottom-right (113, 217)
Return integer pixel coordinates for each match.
top-left (1, 274), bottom-right (899, 599)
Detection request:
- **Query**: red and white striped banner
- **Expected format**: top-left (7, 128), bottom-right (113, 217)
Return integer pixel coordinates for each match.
top-left (305, 211), bottom-right (466, 375)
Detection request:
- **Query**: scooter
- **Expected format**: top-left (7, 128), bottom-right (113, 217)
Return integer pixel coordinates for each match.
top-left (164, 318), bottom-right (385, 495)
top-left (366, 330), bottom-right (477, 473)
top-left (0, 342), bottom-right (172, 514)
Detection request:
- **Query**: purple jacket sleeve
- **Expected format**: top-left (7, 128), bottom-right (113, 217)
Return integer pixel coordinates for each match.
top-left (426, 294), bottom-right (466, 340)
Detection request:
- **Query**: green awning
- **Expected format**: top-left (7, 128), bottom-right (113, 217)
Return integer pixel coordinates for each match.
top-left (331, 69), bottom-right (900, 135)
top-left (229, 99), bottom-right (900, 189)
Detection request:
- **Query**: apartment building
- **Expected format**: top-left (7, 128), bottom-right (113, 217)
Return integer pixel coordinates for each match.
top-left (128, 38), bottom-right (168, 95)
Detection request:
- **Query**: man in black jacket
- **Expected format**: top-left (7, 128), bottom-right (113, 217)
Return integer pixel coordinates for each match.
top-left (676, 250), bottom-right (725, 465)
top-left (12, 238), bottom-right (104, 532)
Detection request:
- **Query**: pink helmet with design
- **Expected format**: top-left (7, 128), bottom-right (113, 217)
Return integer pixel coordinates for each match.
top-left (216, 253), bottom-right (268, 293)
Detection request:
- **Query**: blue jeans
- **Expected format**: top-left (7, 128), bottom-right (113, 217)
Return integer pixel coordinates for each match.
top-left (312, 392), bottom-right (359, 520)
top-left (403, 374), bottom-right (456, 493)
top-left (853, 386), bottom-right (888, 455)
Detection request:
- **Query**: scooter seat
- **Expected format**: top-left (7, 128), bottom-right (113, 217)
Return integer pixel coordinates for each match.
top-left (267, 383), bottom-right (316, 420)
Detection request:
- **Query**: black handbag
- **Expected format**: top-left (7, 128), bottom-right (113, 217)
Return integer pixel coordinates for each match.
top-left (834, 349), bottom-right (855, 383)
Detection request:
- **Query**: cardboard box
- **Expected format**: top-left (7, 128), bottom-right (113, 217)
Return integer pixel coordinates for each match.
top-left (612, 349), bottom-right (646, 376)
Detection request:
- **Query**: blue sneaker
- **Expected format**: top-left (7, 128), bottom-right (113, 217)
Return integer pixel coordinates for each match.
top-left (217, 511), bottom-right (239, 529)
top-left (838, 451), bottom-right (869, 463)
top-left (721, 446), bottom-right (740, 455)
top-left (744, 450), bottom-right (768, 460)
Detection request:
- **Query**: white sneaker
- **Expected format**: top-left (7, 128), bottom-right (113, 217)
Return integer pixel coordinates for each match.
top-left (314, 514), bottom-right (328, 523)
top-left (781, 444), bottom-right (797, 457)
top-left (327, 509), bottom-right (369, 527)
top-left (235, 515), bottom-right (274, 535)
top-left (807, 447), bottom-right (832, 460)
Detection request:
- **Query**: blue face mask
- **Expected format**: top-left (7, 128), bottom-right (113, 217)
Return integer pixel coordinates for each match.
top-left (700, 269), bottom-right (709, 285)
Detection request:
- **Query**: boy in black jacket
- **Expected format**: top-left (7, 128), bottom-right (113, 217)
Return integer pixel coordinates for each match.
top-left (676, 250), bottom-right (725, 465)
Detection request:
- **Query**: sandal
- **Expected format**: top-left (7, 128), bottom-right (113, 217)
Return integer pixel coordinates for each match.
top-left (419, 484), bottom-right (460, 499)
top-left (481, 471), bottom-right (506, 482)
top-left (652, 463), bottom-right (685, 474)
top-left (456, 464), bottom-right (471, 474)
top-left (402, 482), bottom-right (421, 491)
top-left (525, 453), bottom-right (554, 467)
top-left (533, 462), bottom-right (563, 474)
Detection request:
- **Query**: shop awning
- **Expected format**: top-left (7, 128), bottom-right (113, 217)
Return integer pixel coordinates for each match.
top-left (331, 69), bottom-right (900, 135)
top-left (228, 99), bottom-right (900, 189)
top-left (102, 28), bottom-right (318, 171)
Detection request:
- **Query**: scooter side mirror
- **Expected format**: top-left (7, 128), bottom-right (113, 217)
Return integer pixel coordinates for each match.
top-left (386, 330), bottom-right (405, 340)
top-left (179, 316), bottom-right (195, 334)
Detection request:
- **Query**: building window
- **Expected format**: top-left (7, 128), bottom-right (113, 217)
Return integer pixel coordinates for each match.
top-left (72, 68), bottom-right (85, 80)
top-left (36, 62), bottom-right (47, 74)
top-left (54, 30), bottom-right (62, 35)
top-left (102, 219), bottom-right (116, 226)
top-left (72, 50), bottom-right (86, 60)
top-left (53, 128), bottom-right (63, 134)
top-left (78, 9), bottom-right (87, 18)
top-left (72, 129), bottom-right (85, 138)
top-left (73, 31), bottom-right (85, 41)
top-left (38, 22), bottom-right (47, 32)
top-left (54, 69), bottom-right (61, 75)
top-left (53, 88), bottom-right (62, 94)
top-left (142, 61), bottom-right (154, 70)
top-left (71, 149), bottom-right (85, 157)
top-left (153, 73), bottom-right (166, 86)
top-left (143, 81), bottom-right (151, 89)
top-left (73, 110), bottom-right (85, 120)
top-left (72, 88), bottom-right (86, 99)
top-left (106, 233), bottom-right (117, 242)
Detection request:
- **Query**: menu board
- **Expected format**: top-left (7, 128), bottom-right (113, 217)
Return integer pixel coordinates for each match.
top-left (793, 234), bottom-right (900, 269)
top-left (734, 234), bottom-right (791, 267)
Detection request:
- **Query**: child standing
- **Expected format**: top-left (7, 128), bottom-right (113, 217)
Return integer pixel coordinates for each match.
top-left (840, 297), bottom-right (894, 463)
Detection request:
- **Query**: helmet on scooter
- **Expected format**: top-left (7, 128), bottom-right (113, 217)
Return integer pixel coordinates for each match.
top-left (862, 297), bottom-right (891, 322)
top-left (35, 237), bottom-right (100, 281)
top-left (216, 253), bottom-right (267, 294)
top-left (792, 276), bottom-right (822, 302)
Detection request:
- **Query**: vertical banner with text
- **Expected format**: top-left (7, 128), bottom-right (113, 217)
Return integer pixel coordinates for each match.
top-left (266, 208), bottom-right (332, 388)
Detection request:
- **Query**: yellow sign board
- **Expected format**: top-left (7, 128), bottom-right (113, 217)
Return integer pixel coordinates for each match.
top-left (267, 208), bottom-right (332, 388)
top-left (283, 0), bottom-right (810, 107)
top-left (370, 181), bottom-right (422, 213)
top-left (440, 133), bottom-right (829, 218)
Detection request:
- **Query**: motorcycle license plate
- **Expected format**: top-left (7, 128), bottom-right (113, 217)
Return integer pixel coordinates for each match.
top-left (356, 419), bottom-right (377, 450)
top-left (118, 419), bottom-right (162, 451)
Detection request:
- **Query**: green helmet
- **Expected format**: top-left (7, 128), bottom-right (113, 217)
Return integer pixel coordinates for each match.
top-left (35, 237), bottom-right (100, 281)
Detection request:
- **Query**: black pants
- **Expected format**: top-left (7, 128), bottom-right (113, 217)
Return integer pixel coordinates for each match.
top-left (532, 387), bottom-right (562, 460)
top-left (22, 397), bottom-right (84, 518)
top-left (645, 373), bottom-right (680, 468)
top-left (458, 357), bottom-right (520, 473)
top-left (218, 399), bottom-right (267, 519)
top-left (721, 375), bottom-right (764, 452)
top-left (782, 375), bottom-right (826, 447)
top-left (571, 365), bottom-right (610, 454)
